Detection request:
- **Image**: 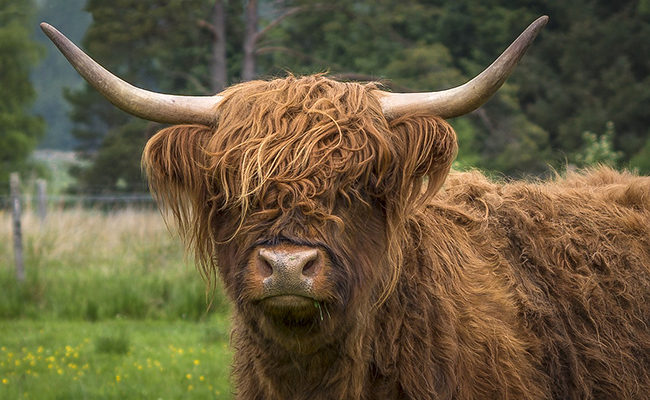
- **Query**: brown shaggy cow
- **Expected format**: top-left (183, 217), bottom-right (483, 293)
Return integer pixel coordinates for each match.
top-left (43, 16), bottom-right (650, 399)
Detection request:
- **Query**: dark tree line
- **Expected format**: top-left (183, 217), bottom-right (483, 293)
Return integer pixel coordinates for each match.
top-left (42, 0), bottom-right (650, 192)
top-left (0, 0), bottom-right (45, 193)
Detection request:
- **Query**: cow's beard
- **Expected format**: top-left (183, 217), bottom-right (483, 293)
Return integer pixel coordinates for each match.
top-left (261, 306), bottom-right (338, 352)
top-left (230, 295), bottom-right (375, 399)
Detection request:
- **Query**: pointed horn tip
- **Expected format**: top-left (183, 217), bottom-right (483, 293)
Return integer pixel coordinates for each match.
top-left (510, 15), bottom-right (548, 54)
top-left (40, 22), bottom-right (63, 43)
top-left (40, 22), bottom-right (55, 35)
top-left (529, 15), bottom-right (549, 34)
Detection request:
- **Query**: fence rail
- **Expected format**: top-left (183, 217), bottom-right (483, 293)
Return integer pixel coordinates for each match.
top-left (5, 173), bottom-right (160, 282)
top-left (0, 193), bottom-right (156, 210)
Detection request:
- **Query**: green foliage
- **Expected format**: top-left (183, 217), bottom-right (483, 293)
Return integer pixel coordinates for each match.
top-left (71, 120), bottom-right (151, 193)
top-left (450, 118), bottom-right (482, 169)
top-left (520, 0), bottom-right (650, 166)
top-left (0, 0), bottom-right (46, 192)
top-left (640, 0), bottom-right (650, 17)
top-left (384, 43), bottom-right (465, 90)
top-left (629, 135), bottom-right (650, 174)
top-left (573, 121), bottom-right (623, 168)
top-left (479, 111), bottom-right (551, 176)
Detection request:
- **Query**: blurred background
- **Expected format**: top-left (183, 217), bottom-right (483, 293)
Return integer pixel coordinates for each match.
top-left (1, 0), bottom-right (649, 398)
top-left (5, 0), bottom-right (650, 198)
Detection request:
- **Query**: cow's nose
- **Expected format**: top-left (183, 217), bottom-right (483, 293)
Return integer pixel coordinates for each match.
top-left (257, 248), bottom-right (320, 279)
top-left (249, 243), bottom-right (329, 299)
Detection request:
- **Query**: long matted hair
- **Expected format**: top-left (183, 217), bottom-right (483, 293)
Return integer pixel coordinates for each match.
top-left (143, 75), bottom-right (457, 297)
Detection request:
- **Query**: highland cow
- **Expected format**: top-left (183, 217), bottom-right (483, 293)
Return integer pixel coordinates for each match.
top-left (42, 16), bottom-right (650, 399)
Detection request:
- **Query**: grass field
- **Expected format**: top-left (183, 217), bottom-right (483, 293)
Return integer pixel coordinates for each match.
top-left (1, 318), bottom-right (232, 399)
top-left (0, 208), bottom-right (234, 399)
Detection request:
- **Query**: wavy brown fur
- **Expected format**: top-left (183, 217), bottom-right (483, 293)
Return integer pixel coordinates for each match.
top-left (143, 75), bottom-right (650, 399)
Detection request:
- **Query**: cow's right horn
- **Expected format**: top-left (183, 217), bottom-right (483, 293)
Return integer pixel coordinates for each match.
top-left (40, 23), bottom-right (222, 126)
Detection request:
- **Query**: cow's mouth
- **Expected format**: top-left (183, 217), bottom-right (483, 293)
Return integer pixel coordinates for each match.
top-left (262, 294), bottom-right (314, 308)
top-left (258, 295), bottom-right (331, 331)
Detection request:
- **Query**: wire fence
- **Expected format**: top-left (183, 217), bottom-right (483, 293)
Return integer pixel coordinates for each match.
top-left (3, 174), bottom-right (163, 283)
top-left (0, 193), bottom-right (157, 211)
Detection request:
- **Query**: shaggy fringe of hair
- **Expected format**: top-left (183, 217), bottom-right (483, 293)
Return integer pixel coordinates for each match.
top-left (143, 75), bottom-right (457, 299)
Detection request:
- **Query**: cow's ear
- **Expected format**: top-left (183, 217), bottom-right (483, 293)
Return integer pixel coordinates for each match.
top-left (387, 115), bottom-right (458, 205)
top-left (142, 124), bottom-right (213, 209)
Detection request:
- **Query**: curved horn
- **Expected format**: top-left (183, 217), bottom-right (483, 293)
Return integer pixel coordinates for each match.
top-left (379, 16), bottom-right (548, 119)
top-left (40, 23), bottom-right (222, 126)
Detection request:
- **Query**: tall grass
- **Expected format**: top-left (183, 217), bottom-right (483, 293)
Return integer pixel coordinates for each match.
top-left (0, 207), bottom-right (229, 321)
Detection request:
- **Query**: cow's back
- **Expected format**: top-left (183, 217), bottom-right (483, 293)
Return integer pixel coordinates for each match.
top-left (438, 168), bottom-right (650, 399)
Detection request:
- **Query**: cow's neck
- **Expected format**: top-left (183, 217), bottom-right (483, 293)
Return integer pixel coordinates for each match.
top-left (232, 312), bottom-right (375, 399)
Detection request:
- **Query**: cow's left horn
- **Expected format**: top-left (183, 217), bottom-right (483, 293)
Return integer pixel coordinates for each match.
top-left (378, 16), bottom-right (548, 119)
top-left (40, 23), bottom-right (222, 126)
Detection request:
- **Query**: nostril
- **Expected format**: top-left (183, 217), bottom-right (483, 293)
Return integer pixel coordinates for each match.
top-left (257, 252), bottom-right (274, 278)
top-left (301, 257), bottom-right (318, 277)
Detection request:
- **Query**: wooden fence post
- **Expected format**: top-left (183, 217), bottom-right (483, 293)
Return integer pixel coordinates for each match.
top-left (10, 173), bottom-right (25, 282)
top-left (37, 179), bottom-right (47, 223)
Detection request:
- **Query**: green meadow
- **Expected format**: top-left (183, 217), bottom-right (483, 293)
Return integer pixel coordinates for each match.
top-left (0, 208), bottom-right (234, 399)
